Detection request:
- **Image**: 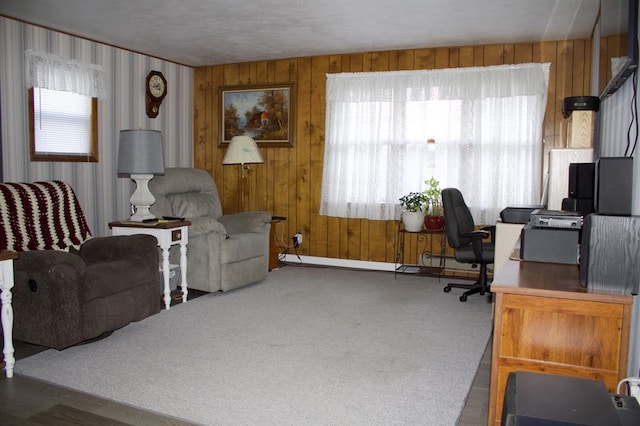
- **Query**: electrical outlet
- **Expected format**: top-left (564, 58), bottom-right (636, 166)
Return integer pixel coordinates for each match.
top-left (293, 232), bottom-right (303, 247)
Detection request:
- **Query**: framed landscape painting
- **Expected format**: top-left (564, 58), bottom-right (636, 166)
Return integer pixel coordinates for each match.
top-left (219, 83), bottom-right (295, 147)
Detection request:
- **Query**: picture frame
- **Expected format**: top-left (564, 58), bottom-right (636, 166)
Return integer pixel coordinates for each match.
top-left (219, 83), bottom-right (295, 147)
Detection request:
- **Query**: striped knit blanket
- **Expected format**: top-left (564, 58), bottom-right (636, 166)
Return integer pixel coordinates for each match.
top-left (0, 180), bottom-right (92, 252)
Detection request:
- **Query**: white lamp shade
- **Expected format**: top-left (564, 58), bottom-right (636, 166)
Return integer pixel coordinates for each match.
top-left (222, 135), bottom-right (264, 165)
top-left (117, 129), bottom-right (165, 175)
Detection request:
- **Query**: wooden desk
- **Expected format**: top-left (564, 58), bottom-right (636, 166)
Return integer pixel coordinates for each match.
top-left (488, 256), bottom-right (633, 425)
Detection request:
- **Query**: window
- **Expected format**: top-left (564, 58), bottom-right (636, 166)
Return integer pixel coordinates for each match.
top-left (29, 87), bottom-right (98, 162)
top-left (24, 50), bottom-right (106, 162)
top-left (320, 64), bottom-right (550, 224)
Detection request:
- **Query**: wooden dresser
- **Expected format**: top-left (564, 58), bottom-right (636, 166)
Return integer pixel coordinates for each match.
top-left (488, 256), bottom-right (633, 425)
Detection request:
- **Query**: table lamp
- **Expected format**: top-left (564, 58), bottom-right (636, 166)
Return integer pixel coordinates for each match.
top-left (117, 129), bottom-right (165, 221)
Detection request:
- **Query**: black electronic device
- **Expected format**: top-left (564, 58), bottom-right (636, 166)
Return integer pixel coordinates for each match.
top-left (520, 223), bottom-right (580, 265)
top-left (529, 209), bottom-right (583, 229)
top-left (499, 205), bottom-right (542, 224)
top-left (562, 96), bottom-right (600, 118)
top-left (599, 0), bottom-right (639, 98)
top-left (579, 214), bottom-right (640, 294)
top-left (502, 371), bottom-right (640, 426)
top-left (594, 157), bottom-right (633, 216)
top-left (562, 197), bottom-right (594, 216)
top-left (568, 162), bottom-right (595, 199)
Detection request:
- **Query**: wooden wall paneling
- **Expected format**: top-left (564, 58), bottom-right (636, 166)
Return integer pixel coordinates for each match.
top-left (194, 39), bottom-right (591, 266)
top-left (396, 49), bottom-right (414, 70)
top-left (599, 34), bottom-right (627, 94)
top-left (572, 40), bottom-right (590, 94)
top-left (483, 44), bottom-right (505, 66)
top-left (309, 56), bottom-right (330, 258)
top-left (295, 58), bottom-right (311, 255)
top-left (193, 67), bottom-right (208, 171)
top-left (536, 42), bottom-right (559, 169)
top-left (473, 46), bottom-right (484, 66)
top-left (220, 64), bottom-right (240, 213)
top-left (556, 41), bottom-right (574, 149)
top-left (414, 48), bottom-right (436, 70)
top-left (513, 43), bottom-right (533, 64)
top-left (503, 44), bottom-right (515, 65)
top-left (458, 46), bottom-right (475, 68)
top-left (209, 66), bottom-right (224, 183)
top-left (434, 47), bottom-right (449, 69)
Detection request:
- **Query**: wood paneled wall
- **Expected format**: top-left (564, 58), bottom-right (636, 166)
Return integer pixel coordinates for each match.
top-left (193, 39), bottom-right (591, 264)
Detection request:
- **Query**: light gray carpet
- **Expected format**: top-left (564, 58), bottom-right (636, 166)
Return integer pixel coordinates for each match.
top-left (16, 266), bottom-right (493, 425)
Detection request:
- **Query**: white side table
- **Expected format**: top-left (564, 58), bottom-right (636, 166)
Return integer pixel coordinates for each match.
top-left (109, 220), bottom-right (190, 310)
top-left (1, 250), bottom-right (18, 378)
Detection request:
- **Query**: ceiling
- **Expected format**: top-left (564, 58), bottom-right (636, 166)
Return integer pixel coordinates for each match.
top-left (0, 0), bottom-right (600, 67)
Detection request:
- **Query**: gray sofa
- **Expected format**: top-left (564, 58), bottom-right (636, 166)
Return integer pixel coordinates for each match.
top-left (149, 168), bottom-right (271, 292)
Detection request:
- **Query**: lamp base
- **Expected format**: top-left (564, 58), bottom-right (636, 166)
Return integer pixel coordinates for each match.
top-left (128, 174), bottom-right (157, 222)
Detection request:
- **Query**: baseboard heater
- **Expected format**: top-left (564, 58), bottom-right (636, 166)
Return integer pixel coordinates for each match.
top-left (282, 254), bottom-right (489, 276)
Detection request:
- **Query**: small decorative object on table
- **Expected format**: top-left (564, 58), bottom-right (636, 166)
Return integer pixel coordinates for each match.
top-left (399, 191), bottom-right (426, 232)
top-left (423, 177), bottom-right (444, 231)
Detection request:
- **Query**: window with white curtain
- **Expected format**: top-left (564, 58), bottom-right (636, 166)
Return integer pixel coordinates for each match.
top-left (320, 63), bottom-right (550, 225)
top-left (24, 50), bottom-right (106, 162)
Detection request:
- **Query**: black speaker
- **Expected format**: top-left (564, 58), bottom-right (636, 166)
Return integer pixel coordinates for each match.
top-left (594, 157), bottom-right (633, 216)
top-left (568, 162), bottom-right (595, 199)
top-left (580, 214), bottom-right (640, 294)
top-left (562, 197), bottom-right (594, 215)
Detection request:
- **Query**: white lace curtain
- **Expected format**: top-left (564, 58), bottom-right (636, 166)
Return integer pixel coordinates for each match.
top-left (24, 50), bottom-right (107, 99)
top-left (320, 63), bottom-right (550, 224)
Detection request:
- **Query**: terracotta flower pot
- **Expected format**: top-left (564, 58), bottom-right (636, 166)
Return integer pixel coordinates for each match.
top-left (424, 215), bottom-right (444, 231)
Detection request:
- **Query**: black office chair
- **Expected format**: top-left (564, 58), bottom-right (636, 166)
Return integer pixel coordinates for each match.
top-left (441, 188), bottom-right (495, 302)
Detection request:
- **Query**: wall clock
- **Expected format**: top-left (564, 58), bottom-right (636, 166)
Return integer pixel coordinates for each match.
top-left (145, 70), bottom-right (167, 118)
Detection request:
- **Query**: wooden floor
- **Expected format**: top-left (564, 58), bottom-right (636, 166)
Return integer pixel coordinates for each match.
top-left (0, 291), bottom-right (491, 426)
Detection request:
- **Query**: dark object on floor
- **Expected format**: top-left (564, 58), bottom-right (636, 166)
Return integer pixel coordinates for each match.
top-left (441, 188), bottom-right (495, 302)
top-left (502, 371), bottom-right (640, 426)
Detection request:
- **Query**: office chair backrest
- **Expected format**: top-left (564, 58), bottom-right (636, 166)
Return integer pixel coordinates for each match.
top-left (442, 187), bottom-right (476, 249)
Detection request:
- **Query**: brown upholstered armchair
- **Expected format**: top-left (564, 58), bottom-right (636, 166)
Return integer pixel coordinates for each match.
top-left (0, 181), bottom-right (161, 349)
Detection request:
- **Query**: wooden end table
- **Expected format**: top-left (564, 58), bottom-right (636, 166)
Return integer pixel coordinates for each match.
top-left (109, 220), bottom-right (190, 310)
top-left (1, 250), bottom-right (18, 378)
top-left (269, 216), bottom-right (286, 270)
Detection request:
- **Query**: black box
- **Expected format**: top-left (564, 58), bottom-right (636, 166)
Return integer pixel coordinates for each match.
top-left (595, 157), bottom-right (633, 216)
top-left (500, 205), bottom-right (542, 224)
top-left (520, 223), bottom-right (579, 264)
top-left (568, 162), bottom-right (595, 199)
top-left (502, 372), bottom-right (624, 426)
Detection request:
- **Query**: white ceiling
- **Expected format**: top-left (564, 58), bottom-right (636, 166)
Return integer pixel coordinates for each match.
top-left (0, 0), bottom-right (601, 67)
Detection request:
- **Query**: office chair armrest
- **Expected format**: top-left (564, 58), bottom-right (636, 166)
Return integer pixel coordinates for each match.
top-left (480, 225), bottom-right (496, 243)
top-left (462, 230), bottom-right (490, 259)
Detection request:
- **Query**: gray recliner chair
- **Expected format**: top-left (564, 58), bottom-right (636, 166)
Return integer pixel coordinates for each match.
top-left (149, 168), bottom-right (271, 292)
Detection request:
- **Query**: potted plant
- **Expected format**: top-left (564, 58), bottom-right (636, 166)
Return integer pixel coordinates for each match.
top-left (399, 191), bottom-right (426, 232)
top-left (422, 177), bottom-right (445, 231)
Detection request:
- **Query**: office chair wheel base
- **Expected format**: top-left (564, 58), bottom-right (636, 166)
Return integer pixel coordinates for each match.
top-left (460, 294), bottom-right (467, 302)
top-left (443, 286), bottom-right (452, 293)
